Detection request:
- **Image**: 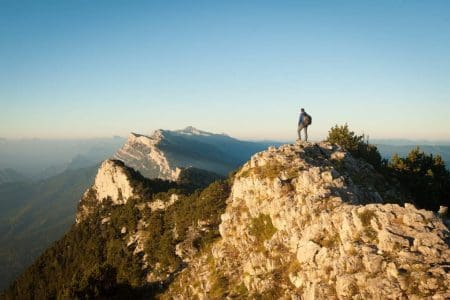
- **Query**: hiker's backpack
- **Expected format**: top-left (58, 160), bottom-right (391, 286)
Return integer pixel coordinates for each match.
top-left (304, 113), bottom-right (312, 126)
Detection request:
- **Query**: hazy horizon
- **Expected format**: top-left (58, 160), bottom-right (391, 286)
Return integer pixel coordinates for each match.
top-left (2, 128), bottom-right (450, 144)
top-left (2, 127), bottom-right (450, 145)
top-left (0, 124), bottom-right (450, 145)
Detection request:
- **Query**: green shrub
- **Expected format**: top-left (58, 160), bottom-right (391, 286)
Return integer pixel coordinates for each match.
top-left (389, 147), bottom-right (450, 211)
top-left (326, 124), bottom-right (385, 169)
top-left (326, 124), bottom-right (450, 211)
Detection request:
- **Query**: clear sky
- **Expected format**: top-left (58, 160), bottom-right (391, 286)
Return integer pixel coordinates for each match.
top-left (1, 0), bottom-right (449, 141)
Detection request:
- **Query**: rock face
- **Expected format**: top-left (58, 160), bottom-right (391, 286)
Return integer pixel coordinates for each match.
top-left (93, 159), bottom-right (135, 205)
top-left (75, 159), bottom-right (135, 222)
top-left (163, 142), bottom-right (450, 299)
top-left (115, 131), bottom-right (180, 180)
top-left (114, 127), bottom-right (276, 180)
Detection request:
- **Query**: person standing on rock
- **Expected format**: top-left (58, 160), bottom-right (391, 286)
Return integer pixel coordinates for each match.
top-left (297, 108), bottom-right (312, 141)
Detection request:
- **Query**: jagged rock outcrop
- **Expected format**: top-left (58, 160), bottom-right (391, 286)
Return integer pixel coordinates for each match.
top-left (163, 142), bottom-right (450, 299)
top-left (114, 127), bottom-right (276, 180)
top-left (93, 159), bottom-right (135, 205)
top-left (75, 159), bottom-right (178, 223)
top-left (75, 159), bottom-right (134, 222)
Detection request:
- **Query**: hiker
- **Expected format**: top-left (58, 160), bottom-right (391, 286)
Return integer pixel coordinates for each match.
top-left (297, 108), bottom-right (312, 141)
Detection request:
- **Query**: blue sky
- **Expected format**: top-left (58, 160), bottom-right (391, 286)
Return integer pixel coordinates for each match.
top-left (1, 0), bottom-right (449, 141)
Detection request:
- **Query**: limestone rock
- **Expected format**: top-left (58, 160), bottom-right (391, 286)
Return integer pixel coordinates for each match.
top-left (93, 159), bottom-right (134, 204)
top-left (113, 127), bottom-right (274, 180)
top-left (75, 159), bottom-right (137, 222)
top-left (162, 142), bottom-right (450, 299)
top-left (114, 131), bottom-right (181, 180)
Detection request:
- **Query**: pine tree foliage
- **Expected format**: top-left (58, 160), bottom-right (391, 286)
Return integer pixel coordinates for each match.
top-left (327, 124), bottom-right (450, 211)
top-left (1, 174), bottom-right (231, 299)
top-left (389, 147), bottom-right (450, 210)
top-left (326, 124), bottom-right (385, 169)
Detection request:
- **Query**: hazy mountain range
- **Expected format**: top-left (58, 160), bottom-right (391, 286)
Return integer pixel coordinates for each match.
top-left (0, 137), bottom-right (125, 180)
top-left (0, 127), bottom-right (279, 291)
top-left (0, 165), bottom-right (98, 290)
top-left (1, 135), bottom-right (449, 182)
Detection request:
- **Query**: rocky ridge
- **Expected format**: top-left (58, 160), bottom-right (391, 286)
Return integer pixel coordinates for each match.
top-left (92, 159), bottom-right (135, 205)
top-left (162, 142), bottom-right (450, 299)
top-left (114, 131), bottom-right (181, 180)
top-left (75, 159), bottom-right (133, 223)
top-left (113, 127), bottom-right (276, 181)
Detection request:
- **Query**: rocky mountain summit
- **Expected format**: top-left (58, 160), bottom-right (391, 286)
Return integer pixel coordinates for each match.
top-left (114, 127), bottom-right (276, 180)
top-left (3, 141), bottom-right (449, 299)
top-left (163, 142), bottom-right (450, 299)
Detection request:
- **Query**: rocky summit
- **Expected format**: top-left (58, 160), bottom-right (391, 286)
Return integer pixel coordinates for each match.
top-left (162, 142), bottom-right (450, 299)
top-left (3, 142), bottom-right (449, 300)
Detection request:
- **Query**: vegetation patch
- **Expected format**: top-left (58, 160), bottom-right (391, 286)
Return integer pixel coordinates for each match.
top-left (327, 124), bottom-right (450, 211)
top-left (319, 234), bottom-right (341, 248)
top-left (326, 124), bottom-right (385, 170)
top-left (357, 209), bottom-right (376, 227)
top-left (253, 161), bottom-right (284, 180)
top-left (248, 214), bottom-right (277, 247)
top-left (286, 167), bottom-right (299, 179)
top-left (288, 260), bottom-right (302, 275)
top-left (229, 282), bottom-right (249, 298)
top-left (357, 210), bottom-right (379, 242)
top-left (238, 161), bottom-right (285, 180)
top-left (209, 273), bottom-right (229, 299)
top-left (238, 167), bottom-right (253, 178)
top-left (205, 253), bottom-right (230, 299)
top-left (4, 176), bottom-right (231, 299)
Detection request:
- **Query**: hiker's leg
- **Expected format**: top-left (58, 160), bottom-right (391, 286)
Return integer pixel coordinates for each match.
top-left (304, 126), bottom-right (308, 141)
top-left (297, 125), bottom-right (302, 140)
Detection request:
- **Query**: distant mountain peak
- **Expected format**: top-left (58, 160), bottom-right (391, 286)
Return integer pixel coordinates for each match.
top-left (126, 131), bottom-right (162, 148)
top-left (176, 126), bottom-right (214, 136)
top-left (114, 127), bottom-right (275, 180)
top-left (118, 132), bottom-right (175, 180)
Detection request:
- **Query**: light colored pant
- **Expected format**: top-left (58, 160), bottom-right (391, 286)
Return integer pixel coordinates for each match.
top-left (297, 124), bottom-right (308, 141)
